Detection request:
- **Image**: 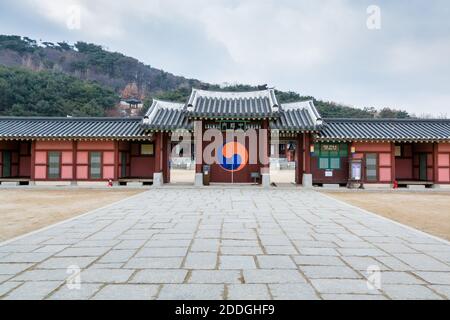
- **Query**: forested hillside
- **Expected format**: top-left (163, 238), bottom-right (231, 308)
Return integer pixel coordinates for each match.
top-left (0, 35), bottom-right (411, 118)
top-left (0, 66), bottom-right (118, 116)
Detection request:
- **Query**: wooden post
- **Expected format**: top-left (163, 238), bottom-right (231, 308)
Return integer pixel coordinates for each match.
top-left (154, 132), bottom-right (163, 173)
top-left (260, 119), bottom-right (270, 175)
top-left (296, 133), bottom-right (304, 184)
top-left (391, 142), bottom-right (396, 184)
top-left (72, 140), bottom-right (77, 181)
top-left (30, 140), bottom-right (36, 181)
top-left (433, 142), bottom-right (439, 183)
top-left (194, 120), bottom-right (203, 174)
top-left (114, 140), bottom-right (119, 181)
top-left (304, 133), bottom-right (311, 174)
top-left (167, 133), bottom-right (171, 183)
top-left (162, 133), bottom-right (170, 183)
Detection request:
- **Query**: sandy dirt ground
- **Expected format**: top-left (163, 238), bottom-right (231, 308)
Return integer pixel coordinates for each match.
top-left (0, 189), bottom-right (143, 242)
top-left (324, 191), bottom-right (450, 241)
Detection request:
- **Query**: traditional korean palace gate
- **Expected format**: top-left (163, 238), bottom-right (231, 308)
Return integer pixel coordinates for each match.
top-left (1, 88), bottom-right (449, 187)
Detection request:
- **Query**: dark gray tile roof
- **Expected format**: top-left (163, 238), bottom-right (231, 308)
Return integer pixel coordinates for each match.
top-left (270, 101), bottom-right (323, 131)
top-left (317, 118), bottom-right (450, 142)
top-left (186, 88), bottom-right (279, 119)
top-left (142, 99), bottom-right (191, 131)
top-left (0, 117), bottom-right (147, 139)
top-left (3, 88), bottom-right (448, 140)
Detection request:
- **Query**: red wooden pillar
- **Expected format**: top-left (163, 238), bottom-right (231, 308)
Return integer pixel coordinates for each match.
top-left (304, 133), bottom-right (311, 174)
top-left (260, 119), bottom-right (270, 176)
top-left (72, 140), bottom-right (77, 182)
top-left (295, 133), bottom-right (304, 184)
top-left (168, 133), bottom-right (172, 183)
top-left (433, 142), bottom-right (439, 183)
top-left (154, 132), bottom-right (163, 173)
top-left (391, 142), bottom-right (396, 184)
top-left (162, 133), bottom-right (170, 183)
top-left (194, 120), bottom-right (203, 174)
top-left (30, 140), bottom-right (36, 181)
top-left (114, 140), bottom-right (119, 181)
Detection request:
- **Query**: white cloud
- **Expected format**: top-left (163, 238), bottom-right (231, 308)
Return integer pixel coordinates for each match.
top-left (386, 40), bottom-right (450, 75)
top-left (195, 1), bottom-right (363, 79)
top-left (24, 0), bottom-right (125, 37)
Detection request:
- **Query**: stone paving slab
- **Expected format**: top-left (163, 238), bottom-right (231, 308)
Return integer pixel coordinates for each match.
top-left (92, 284), bottom-right (159, 300)
top-left (227, 284), bottom-right (271, 300)
top-left (0, 188), bottom-right (449, 300)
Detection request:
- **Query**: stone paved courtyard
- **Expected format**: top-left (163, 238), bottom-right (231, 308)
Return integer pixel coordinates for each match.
top-left (1, 187), bottom-right (450, 300)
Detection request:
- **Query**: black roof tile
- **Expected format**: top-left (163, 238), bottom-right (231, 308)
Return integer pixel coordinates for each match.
top-left (270, 101), bottom-right (323, 131)
top-left (186, 88), bottom-right (279, 119)
top-left (317, 118), bottom-right (450, 142)
top-left (142, 99), bottom-right (191, 131)
top-left (0, 117), bottom-right (147, 139)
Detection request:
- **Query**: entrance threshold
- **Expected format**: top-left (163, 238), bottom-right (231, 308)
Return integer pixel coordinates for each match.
top-left (397, 180), bottom-right (433, 185)
top-left (209, 183), bottom-right (261, 187)
top-left (396, 180), bottom-right (434, 190)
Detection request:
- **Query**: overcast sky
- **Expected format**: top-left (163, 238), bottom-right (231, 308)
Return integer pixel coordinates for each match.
top-left (1, 0), bottom-right (449, 115)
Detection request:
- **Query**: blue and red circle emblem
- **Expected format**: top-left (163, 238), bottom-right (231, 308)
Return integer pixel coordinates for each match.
top-left (217, 142), bottom-right (248, 172)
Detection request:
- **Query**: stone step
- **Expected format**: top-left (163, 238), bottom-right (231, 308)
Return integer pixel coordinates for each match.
top-left (407, 184), bottom-right (426, 190)
top-left (322, 184), bottom-right (340, 189)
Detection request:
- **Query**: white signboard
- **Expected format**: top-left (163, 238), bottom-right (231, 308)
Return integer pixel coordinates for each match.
top-left (351, 162), bottom-right (362, 180)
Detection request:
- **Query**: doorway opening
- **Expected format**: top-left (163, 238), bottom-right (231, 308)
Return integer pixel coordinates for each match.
top-left (169, 142), bottom-right (195, 184)
top-left (394, 143), bottom-right (434, 188)
top-left (2, 150), bottom-right (11, 178)
top-left (270, 140), bottom-right (296, 186)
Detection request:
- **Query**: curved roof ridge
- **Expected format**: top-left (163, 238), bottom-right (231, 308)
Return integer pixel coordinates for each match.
top-left (149, 99), bottom-right (185, 110)
top-left (280, 100), bottom-right (313, 110)
top-left (271, 100), bottom-right (323, 132)
top-left (323, 118), bottom-right (450, 122)
top-left (186, 87), bottom-right (279, 117)
top-left (144, 98), bottom-right (185, 121)
top-left (279, 100), bottom-right (322, 127)
top-left (142, 98), bottom-right (190, 131)
top-left (190, 87), bottom-right (275, 98)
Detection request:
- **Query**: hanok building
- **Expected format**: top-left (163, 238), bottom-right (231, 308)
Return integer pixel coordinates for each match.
top-left (1, 88), bottom-right (450, 188)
